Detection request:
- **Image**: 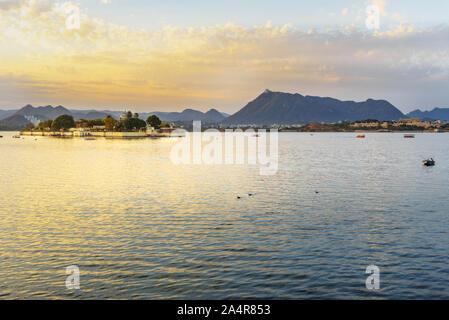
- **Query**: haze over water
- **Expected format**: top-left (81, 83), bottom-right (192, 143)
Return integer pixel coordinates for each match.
top-left (1, 131), bottom-right (449, 299)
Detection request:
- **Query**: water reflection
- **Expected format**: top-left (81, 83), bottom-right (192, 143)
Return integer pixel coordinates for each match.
top-left (1, 131), bottom-right (449, 299)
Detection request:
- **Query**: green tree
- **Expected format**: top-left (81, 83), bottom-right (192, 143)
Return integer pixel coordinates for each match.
top-left (51, 115), bottom-right (75, 131)
top-left (24, 123), bottom-right (35, 130)
top-left (38, 120), bottom-right (53, 131)
top-left (76, 119), bottom-right (89, 128)
top-left (124, 117), bottom-right (147, 131)
top-left (134, 113), bottom-right (139, 119)
top-left (146, 115), bottom-right (162, 129)
top-left (115, 121), bottom-right (125, 132)
top-left (87, 119), bottom-right (105, 127)
top-left (104, 115), bottom-right (118, 131)
top-left (127, 111), bottom-right (133, 119)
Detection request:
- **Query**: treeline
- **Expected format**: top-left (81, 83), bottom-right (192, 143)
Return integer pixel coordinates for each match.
top-left (30, 111), bottom-right (166, 132)
top-left (36, 115), bottom-right (75, 131)
top-left (102, 113), bottom-right (162, 131)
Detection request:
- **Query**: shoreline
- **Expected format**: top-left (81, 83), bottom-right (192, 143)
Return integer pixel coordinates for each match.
top-left (279, 129), bottom-right (448, 133)
top-left (19, 130), bottom-right (178, 139)
top-left (15, 129), bottom-right (448, 137)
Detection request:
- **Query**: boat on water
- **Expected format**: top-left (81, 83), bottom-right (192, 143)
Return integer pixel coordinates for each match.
top-left (423, 159), bottom-right (435, 167)
top-left (12, 135), bottom-right (21, 139)
top-left (356, 135), bottom-right (365, 139)
top-left (404, 134), bottom-right (415, 138)
top-left (84, 138), bottom-right (96, 141)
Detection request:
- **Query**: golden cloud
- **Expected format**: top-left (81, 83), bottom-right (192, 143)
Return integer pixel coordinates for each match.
top-left (0, 1), bottom-right (448, 111)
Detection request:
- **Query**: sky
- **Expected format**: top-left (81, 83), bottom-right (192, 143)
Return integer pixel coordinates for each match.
top-left (0, 0), bottom-right (448, 113)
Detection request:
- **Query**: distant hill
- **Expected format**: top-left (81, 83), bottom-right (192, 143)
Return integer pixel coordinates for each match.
top-left (222, 90), bottom-right (405, 125)
top-left (0, 114), bottom-right (31, 130)
top-left (13, 105), bottom-right (228, 123)
top-left (0, 109), bottom-right (18, 120)
top-left (407, 108), bottom-right (449, 121)
top-left (0, 105), bottom-right (113, 129)
top-left (204, 109), bottom-right (228, 122)
top-left (14, 105), bottom-right (72, 121)
top-left (0, 105), bottom-right (229, 130)
top-left (72, 111), bottom-right (111, 120)
top-left (145, 108), bottom-right (227, 123)
top-left (14, 105), bottom-right (112, 121)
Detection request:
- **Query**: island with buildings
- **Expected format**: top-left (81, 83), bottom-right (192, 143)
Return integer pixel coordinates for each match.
top-left (20, 111), bottom-right (178, 139)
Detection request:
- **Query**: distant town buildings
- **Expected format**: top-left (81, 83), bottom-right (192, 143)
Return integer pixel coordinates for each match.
top-left (396, 118), bottom-right (431, 128)
top-left (350, 121), bottom-right (383, 129)
top-left (349, 118), bottom-right (444, 130)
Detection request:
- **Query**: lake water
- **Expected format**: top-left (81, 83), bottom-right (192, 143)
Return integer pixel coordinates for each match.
top-left (1, 131), bottom-right (449, 299)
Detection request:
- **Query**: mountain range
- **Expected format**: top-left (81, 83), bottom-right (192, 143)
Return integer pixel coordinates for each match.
top-left (406, 108), bottom-right (449, 121)
top-left (222, 90), bottom-right (405, 125)
top-left (1, 90), bottom-right (447, 130)
top-left (0, 105), bottom-right (228, 130)
top-left (146, 109), bottom-right (227, 122)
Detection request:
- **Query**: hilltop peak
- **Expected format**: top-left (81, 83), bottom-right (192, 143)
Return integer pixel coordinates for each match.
top-left (181, 108), bottom-right (201, 113)
top-left (205, 108), bottom-right (221, 114)
top-left (407, 107), bottom-right (449, 121)
top-left (222, 90), bottom-right (405, 125)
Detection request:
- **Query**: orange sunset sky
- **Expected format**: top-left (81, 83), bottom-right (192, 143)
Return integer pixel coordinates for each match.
top-left (0, 0), bottom-right (448, 113)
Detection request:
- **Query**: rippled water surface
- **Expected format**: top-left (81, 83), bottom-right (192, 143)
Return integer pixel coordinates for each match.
top-left (1, 131), bottom-right (449, 299)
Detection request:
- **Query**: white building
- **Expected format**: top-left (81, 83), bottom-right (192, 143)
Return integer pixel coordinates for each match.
top-left (120, 112), bottom-right (128, 121)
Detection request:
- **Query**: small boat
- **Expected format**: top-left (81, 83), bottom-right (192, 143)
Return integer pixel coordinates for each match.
top-left (252, 134), bottom-right (260, 137)
top-left (84, 138), bottom-right (96, 141)
top-left (423, 159), bottom-right (435, 167)
top-left (356, 135), bottom-right (365, 139)
top-left (12, 135), bottom-right (21, 139)
top-left (0, 135), bottom-right (3, 138)
top-left (404, 134), bottom-right (415, 138)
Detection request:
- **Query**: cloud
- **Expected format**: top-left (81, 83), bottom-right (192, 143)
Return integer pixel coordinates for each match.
top-left (0, 0), bottom-right (27, 10)
top-left (0, 0), bottom-right (448, 112)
